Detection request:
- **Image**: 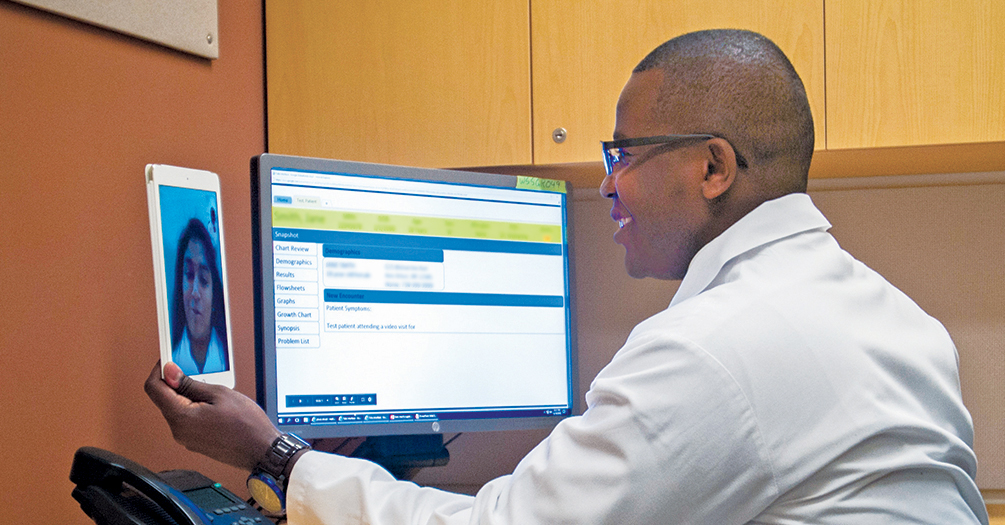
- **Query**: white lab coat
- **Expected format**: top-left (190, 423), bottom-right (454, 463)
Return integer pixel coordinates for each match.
top-left (287, 193), bottom-right (988, 524)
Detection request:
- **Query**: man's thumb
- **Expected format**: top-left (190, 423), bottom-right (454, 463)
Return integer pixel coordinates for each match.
top-left (163, 361), bottom-right (187, 389)
top-left (164, 362), bottom-right (216, 403)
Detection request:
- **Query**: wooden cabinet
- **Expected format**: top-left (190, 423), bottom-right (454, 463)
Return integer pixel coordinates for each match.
top-left (266, 1), bottom-right (1003, 173)
top-left (530, 0), bottom-right (825, 164)
top-left (266, 0), bottom-right (532, 169)
top-left (826, 0), bottom-right (1005, 149)
top-left (266, 0), bottom-right (823, 169)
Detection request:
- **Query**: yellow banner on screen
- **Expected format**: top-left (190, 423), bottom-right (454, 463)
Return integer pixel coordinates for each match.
top-left (273, 208), bottom-right (563, 243)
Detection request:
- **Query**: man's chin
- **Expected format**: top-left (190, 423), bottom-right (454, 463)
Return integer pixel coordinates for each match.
top-left (624, 257), bottom-right (683, 281)
top-left (623, 258), bottom-right (648, 279)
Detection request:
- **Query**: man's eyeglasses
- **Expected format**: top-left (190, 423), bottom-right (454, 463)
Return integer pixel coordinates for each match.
top-left (601, 134), bottom-right (749, 175)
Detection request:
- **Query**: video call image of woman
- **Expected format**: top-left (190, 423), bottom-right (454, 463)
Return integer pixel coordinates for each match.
top-left (170, 218), bottom-right (229, 375)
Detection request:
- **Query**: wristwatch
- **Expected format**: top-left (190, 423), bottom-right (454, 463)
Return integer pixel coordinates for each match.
top-left (247, 433), bottom-right (311, 514)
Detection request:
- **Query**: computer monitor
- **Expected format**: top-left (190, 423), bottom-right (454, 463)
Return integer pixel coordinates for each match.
top-left (251, 154), bottom-right (576, 445)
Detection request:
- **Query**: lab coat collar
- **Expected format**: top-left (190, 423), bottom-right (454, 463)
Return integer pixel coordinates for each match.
top-left (669, 193), bottom-right (831, 308)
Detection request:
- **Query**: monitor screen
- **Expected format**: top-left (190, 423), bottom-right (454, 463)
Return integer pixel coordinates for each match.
top-left (252, 154), bottom-right (576, 439)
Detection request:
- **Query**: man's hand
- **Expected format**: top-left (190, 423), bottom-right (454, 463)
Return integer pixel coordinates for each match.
top-left (145, 361), bottom-right (281, 472)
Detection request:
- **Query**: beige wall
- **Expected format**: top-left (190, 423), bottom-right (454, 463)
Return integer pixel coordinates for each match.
top-left (0, 2), bottom-right (263, 523)
top-left (810, 175), bottom-right (1005, 489)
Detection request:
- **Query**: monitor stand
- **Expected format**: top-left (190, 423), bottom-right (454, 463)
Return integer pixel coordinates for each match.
top-left (351, 434), bottom-right (449, 480)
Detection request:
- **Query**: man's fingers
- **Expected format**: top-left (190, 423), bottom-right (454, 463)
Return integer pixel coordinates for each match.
top-left (144, 359), bottom-right (282, 471)
top-left (162, 361), bottom-right (184, 389)
top-left (146, 360), bottom-right (162, 385)
top-left (145, 361), bottom-right (179, 413)
top-left (146, 360), bottom-right (215, 410)
top-left (174, 374), bottom-right (219, 404)
top-left (161, 361), bottom-right (223, 404)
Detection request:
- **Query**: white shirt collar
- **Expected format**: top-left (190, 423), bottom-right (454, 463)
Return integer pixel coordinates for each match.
top-left (669, 193), bottom-right (831, 308)
top-left (174, 328), bottom-right (226, 375)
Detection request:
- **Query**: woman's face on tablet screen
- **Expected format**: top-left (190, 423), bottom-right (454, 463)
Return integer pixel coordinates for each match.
top-left (182, 239), bottom-right (213, 342)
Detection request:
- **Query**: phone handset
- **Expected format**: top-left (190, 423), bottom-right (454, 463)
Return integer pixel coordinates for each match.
top-left (70, 446), bottom-right (212, 525)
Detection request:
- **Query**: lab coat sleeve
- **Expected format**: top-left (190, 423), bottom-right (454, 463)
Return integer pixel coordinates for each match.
top-left (287, 331), bottom-right (776, 525)
top-left (288, 451), bottom-right (476, 525)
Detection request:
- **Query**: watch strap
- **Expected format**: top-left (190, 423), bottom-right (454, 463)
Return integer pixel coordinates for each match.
top-left (255, 433), bottom-right (310, 491)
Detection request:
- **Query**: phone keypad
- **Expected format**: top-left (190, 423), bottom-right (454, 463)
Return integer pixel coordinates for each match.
top-left (210, 503), bottom-right (264, 523)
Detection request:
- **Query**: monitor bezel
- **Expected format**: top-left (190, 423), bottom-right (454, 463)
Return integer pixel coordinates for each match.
top-left (251, 153), bottom-right (577, 439)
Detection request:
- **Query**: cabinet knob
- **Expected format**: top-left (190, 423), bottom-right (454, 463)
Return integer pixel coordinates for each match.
top-left (552, 128), bottom-right (567, 144)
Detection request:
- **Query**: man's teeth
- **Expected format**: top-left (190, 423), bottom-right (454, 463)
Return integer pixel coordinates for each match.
top-left (618, 217), bottom-right (633, 228)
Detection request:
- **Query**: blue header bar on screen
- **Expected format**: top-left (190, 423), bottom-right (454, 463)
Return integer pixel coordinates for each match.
top-left (324, 289), bottom-right (564, 307)
top-left (274, 228), bottom-right (563, 256)
top-left (322, 244), bottom-right (444, 262)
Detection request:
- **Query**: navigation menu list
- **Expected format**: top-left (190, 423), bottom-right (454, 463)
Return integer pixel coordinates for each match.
top-left (274, 241), bottom-right (320, 347)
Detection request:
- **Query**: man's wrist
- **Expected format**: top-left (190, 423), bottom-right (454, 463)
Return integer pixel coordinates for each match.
top-left (258, 433), bottom-right (310, 486)
top-left (247, 433), bottom-right (311, 514)
top-left (252, 430), bottom-right (283, 472)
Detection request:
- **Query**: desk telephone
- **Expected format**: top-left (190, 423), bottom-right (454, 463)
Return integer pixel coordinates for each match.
top-left (70, 446), bottom-right (272, 525)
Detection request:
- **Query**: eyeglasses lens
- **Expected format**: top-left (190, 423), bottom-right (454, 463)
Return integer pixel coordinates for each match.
top-left (604, 147), bottom-right (626, 175)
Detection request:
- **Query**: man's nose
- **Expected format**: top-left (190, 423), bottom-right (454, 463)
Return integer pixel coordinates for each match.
top-left (600, 172), bottom-right (616, 199)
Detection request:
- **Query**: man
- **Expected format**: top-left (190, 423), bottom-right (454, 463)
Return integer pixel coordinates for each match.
top-left (147, 29), bottom-right (988, 523)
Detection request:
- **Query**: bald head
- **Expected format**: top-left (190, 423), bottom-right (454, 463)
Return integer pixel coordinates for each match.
top-left (634, 29), bottom-right (814, 195)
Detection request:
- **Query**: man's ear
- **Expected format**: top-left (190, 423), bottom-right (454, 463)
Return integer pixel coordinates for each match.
top-left (701, 138), bottom-right (738, 200)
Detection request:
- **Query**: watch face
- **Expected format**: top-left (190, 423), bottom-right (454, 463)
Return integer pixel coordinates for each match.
top-left (247, 474), bottom-right (284, 513)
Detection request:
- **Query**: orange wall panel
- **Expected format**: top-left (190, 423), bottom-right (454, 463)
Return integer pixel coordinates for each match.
top-left (0, 2), bottom-right (264, 523)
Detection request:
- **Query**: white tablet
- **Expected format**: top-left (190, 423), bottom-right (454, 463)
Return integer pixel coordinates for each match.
top-left (146, 164), bottom-right (235, 387)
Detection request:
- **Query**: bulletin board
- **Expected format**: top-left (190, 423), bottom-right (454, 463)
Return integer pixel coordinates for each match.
top-left (11, 0), bottom-right (219, 59)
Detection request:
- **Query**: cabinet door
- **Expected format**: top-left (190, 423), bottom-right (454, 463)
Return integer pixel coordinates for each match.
top-left (531, 1), bottom-right (824, 165)
top-left (826, 0), bottom-right (1005, 149)
top-left (266, 0), bottom-right (532, 168)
